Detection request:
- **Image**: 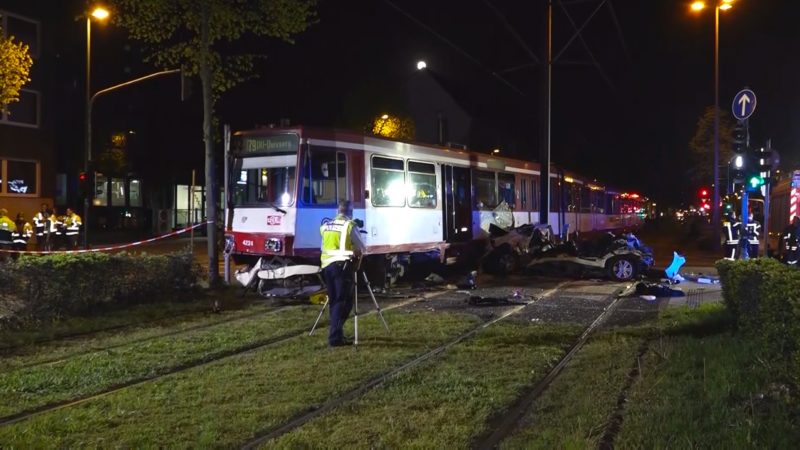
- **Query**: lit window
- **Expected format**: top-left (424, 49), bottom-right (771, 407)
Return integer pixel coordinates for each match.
top-left (2, 159), bottom-right (38, 195)
top-left (94, 174), bottom-right (108, 206)
top-left (407, 161), bottom-right (436, 208)
top-left (111, 178), bottom-right (126, 206)
top-left (129, 179), bottom-right (142, 207)
top-left (371, 156), bottom-right (405, 207)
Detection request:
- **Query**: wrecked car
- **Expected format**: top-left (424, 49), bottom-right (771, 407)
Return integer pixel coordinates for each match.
top-left (483, 224), bottom-right (654, 281)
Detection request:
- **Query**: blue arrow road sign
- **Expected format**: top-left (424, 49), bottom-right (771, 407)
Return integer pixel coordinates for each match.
top-left (732, 89), bottom-right (756, 121)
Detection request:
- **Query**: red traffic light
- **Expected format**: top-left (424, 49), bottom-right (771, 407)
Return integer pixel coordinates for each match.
top-left (699, 188), bottom-right (708, 197)
top-left (79, 172), bottom-right (88, 182)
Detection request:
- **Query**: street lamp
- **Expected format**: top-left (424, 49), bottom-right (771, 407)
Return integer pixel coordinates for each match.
top-left (85, 6), bottom-right (110, 248)
top-left (416, 60), bottom-right (427, 70)
top-left (691, 0), bottom-right (735, 250)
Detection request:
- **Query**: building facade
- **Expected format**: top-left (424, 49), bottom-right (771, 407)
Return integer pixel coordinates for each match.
top-left (0, 2), bottom-right (57, 220)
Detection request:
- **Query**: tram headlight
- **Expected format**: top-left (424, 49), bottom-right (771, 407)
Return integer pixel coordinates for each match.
top-left (265, 238), bottom-right (282, 253)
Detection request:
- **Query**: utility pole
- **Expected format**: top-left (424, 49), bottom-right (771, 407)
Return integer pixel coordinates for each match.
top-left (539, 0), bottom-right (552, 226)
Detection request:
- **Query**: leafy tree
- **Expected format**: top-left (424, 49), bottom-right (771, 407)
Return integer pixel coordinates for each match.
top-left (0, 26), bottom-right (33, 114)
top-left (111, 0), bottom-right (316, 284)
top-left (688, 105), bottom-right (735, 186)
top-left (371, 114), bottom-right (415, 141)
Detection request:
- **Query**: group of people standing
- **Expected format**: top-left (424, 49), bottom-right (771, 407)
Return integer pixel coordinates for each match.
top-left (0, 203), bottom-right (82, 251)
top-left (722, 211), bottom-right (800, 266)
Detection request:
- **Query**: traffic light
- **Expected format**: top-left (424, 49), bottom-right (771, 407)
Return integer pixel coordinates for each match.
top-left (748, 174), bottom-right (765, 189)
top-left (78, 171), bottom-right (90, 199)
top-left (732, 121), bottom-right (746, 154)
top-left (730, 154), bottom-right (746, 183)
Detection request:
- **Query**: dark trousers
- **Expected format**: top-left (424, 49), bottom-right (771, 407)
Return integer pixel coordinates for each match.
top-left (322, 261), bottom-right (353, 345)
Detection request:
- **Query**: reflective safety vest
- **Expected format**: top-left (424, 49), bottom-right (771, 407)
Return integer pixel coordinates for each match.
top-left (33, 212), bottom-right (46, 236)
top-left (65, 213), bottom-right (82, 236)
top-left (49, 215), bottom-right (63, 234)
top-left (11, 222), bottom-right (32, 244)
top-left (722, 220), bottom-right (740, 245)
top-left (0, 215), bottom-right (16, 233)
top-left (320, 214), bottom-right (356, 269)
top-left (746, 222), bottom-right (761, 245)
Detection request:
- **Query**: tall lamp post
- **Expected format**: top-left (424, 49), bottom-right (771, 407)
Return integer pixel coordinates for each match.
top-left (84, 6), bottom-right (110, 249)
top-left (691, 0), bottom-right (735, 249)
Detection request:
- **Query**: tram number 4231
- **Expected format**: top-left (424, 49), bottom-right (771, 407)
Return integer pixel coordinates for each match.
top-left (267, 216), bottom-right (282, 226)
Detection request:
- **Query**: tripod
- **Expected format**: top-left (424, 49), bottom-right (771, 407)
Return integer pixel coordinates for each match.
top-left (309, 256), bottom-right (389, 345)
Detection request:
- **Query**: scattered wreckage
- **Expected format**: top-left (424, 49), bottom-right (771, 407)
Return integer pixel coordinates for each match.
top-left (482, 223), bottom-right (654, 281)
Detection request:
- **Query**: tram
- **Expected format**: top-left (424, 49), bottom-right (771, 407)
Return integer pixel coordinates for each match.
top-left (223, 126), bottom-right (646, 281)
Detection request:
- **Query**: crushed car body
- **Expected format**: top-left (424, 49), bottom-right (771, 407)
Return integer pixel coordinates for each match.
top-left (482, 224), bottom-right (654, 281)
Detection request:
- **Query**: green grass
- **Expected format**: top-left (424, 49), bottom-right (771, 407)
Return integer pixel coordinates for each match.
top-left (266, 321), bottom-right (583, 449)
top-left (615, 331), bottom-right (800, 448)
top-left (0, 287), bottom-right (251, 350)
top-left (0, 311), bottom-right (478, 447)
top-left (0, 302), bottom-right (280, 373)
top-left (499, 331), bottom-right (645, 449)
top-left (0, 306), bottom-right (318, 417)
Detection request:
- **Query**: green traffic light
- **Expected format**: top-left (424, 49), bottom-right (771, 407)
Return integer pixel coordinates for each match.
top-left (748, 175), bottom-right (764, 189)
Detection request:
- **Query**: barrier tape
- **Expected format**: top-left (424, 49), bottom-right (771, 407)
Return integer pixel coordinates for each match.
top-left (0, 221), bottom-right (212, 255)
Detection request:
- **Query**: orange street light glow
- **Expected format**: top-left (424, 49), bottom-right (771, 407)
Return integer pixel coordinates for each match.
top-left (690, 1), bottom-right (706, 11)
top-left (91, 7), bottom-right (110, 20)
top-left (719, 3), bottom-right (732, 10)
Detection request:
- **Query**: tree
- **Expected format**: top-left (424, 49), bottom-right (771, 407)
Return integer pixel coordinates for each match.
top-left (688, 105), bottom-right (735, 187)
top-left (111, 0), bottom-right (317, 284)
top-left (0, 26), bottom-right (33, 114)
top-left (371, 114), bottom-right (415, 141)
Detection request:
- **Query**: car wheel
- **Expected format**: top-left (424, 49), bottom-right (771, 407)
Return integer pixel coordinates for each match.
top-left (484, 244), bottom-right (517, 275)
top-left (607, 256), bottom-right (638, 281)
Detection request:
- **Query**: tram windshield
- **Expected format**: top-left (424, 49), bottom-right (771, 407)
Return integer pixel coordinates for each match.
top-left (231, 134), bottom-right (299, 207)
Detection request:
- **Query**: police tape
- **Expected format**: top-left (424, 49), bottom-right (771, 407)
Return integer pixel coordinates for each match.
top-left (0, 221), bottom-right (212, 254)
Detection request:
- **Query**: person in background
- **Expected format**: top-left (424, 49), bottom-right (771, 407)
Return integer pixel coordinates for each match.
top-left (64, 207), bottom-right (83, 249)
top-left (0, 209), bottom-right (17, 250)
top-left (781, 216), bottom-right (800, 267)
top-left (33, 203), bottom-right (48, 251)
top-left (11, 213), bottom-right (32, 251)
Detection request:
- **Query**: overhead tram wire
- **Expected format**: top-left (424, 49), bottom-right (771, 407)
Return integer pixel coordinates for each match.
top-left (481, 0), bottom-right (540, 66)
top-left (606, 0), bottom-right (631, 63)
top-left (554, 0), bottom-right (616, 92)
top-left (381, 0), bottom-right (527, 96)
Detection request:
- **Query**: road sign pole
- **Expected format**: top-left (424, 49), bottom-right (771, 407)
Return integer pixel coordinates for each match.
top-left (741, 190), bottom-right (749, 260)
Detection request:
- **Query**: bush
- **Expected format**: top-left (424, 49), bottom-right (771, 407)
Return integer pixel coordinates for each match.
top-left (0, 251), bottom-right (199, 325)
top-left (716, 258), bottom-right (800, 378)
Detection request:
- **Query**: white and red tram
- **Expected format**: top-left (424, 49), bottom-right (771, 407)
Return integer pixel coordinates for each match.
top-left (224, 126), bottom-right (646, 278)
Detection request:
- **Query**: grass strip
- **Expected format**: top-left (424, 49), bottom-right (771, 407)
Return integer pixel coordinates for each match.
top-left (615, 330), bottom-right (800, 448)
top-left (266, 321), bottom-right (583, 449)
top-left (0, 306), bottom-right (318, 418)
top-left (499, 330), bottom-right (645, 449)
top-left (0, 299), bottom-right (219, 350)
top-left (0, 302), bottom-right (279, 372)
top-left (0, 311), bottom-right (478, 447)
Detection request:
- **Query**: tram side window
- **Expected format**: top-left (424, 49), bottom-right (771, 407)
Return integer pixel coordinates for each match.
top-left (605, 193), bottom-right (615, 215)
top-left (580, 185), bottom-right (591, 213)
top-left (371, 155), bottom-right (405, 207)
top-left (302, 147), bottom-right (347, 205)
top-left (531, 175), bottom-right (540, 211)
top-left (550, 179), bottom-right (561, 212)
top-left (520, 178), bottom-right (528, 210)
top-left (592, 189), bottom-right (605, 213)
top-left (408, 161), bottom-right (437, 208)
top-left (498, 173), bottom-right (515, 206)
top-left (475, 170), bottom-right (497, 209)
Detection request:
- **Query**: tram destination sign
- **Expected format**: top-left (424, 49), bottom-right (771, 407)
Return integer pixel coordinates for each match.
top-left (237, 133), bottom-right (299, 155)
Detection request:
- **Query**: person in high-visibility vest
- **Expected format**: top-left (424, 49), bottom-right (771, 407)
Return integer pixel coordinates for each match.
top-left (782, 216), bottom-right (800, 266)
top-left (64, 207), bottom-right (82, 249)
top-left (319, 200), bottom-right (364, 347)
top-left (745, 213), bottom-right (761, 258)
top-left (0, 208), bottom-right (16, 250)
top-left (11, 213), bottom-right (32, 251)
top-left (32, 203), bottom-right (48, 251)
top-left (722, 212), bottom-right (740, 260)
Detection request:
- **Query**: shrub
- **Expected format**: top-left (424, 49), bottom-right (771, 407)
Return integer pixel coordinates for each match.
top-left (0, 251), bottom-right (199, 325)
top-left (716, 258), bottom-right (800, 377)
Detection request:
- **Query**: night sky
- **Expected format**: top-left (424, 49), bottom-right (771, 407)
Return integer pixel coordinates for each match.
top-left (78, 0), bottom-right (800, 206)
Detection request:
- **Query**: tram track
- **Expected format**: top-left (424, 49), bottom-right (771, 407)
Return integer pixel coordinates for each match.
top-left (238, 281), bottom-right (575, 449)
top-left (9, 304), bottom-right (299, 371)
top-left (0, 302), bottom-right (245, 356)
top-left (473, 284), bottom-right (629, 449)
top-left (0, 288), bottom-right (449, 428)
